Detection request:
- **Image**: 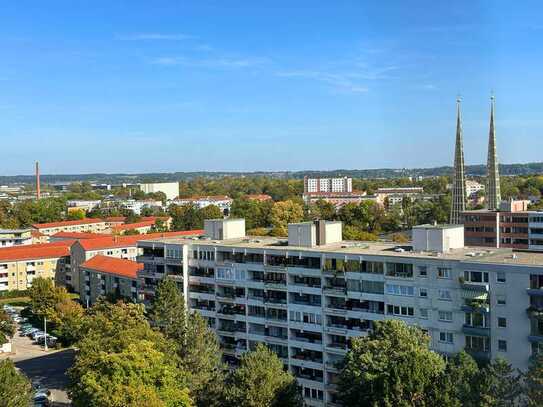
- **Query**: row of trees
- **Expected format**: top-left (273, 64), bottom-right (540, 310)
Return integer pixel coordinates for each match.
top-left (17, 277), bottom-right (302, 406)
top-left (338, 319), bottom-right (542, 407)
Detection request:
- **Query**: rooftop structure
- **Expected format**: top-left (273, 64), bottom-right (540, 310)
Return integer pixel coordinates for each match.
top-left (0, 229), bottom-right (33, 247)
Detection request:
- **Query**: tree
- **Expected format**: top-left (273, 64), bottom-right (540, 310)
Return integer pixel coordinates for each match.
top-left (441, 351), bottom-right (480, 407)
top-left (526, 354), bottom-right (543, 407)
top-left (338, 320), bottom-right (446, 407)
top-left (69, 301), bottom-right (193, 407)
top-left (199, 204), bottom-right (222, 222)
top-left (477, 358), bottom-right (524, 407)
top-left (148, 279), bottom-right (187, 342)
top-left (306, 199), bottom-right (336, 221)
top-left (0, 359), bottom-right (33, 407)
top-left (226, 343), bottom-right (302, 407)
top-left (53, 296), bottom-right (85, 345)
top-left (150, 280), bottom-right (226, 407)
top-left (0, 309), bottom-right (15, 345)
top-left (270, 200), bottom-right (303, 236)
top-left (28, 277), bottom-right (70, 323)
top-left (342, 225), bottom-right (378, 241)
top-left (67, 209), bottom-right (86, 220)
top-left (169, 204), bottom-right (202, 230)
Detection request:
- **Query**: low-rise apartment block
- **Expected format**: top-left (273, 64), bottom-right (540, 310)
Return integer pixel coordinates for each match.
top-left (80, 255), bottom-right (141, 305)
top-left (461, 200), bottom-right (543, 250)
top-left (0, 229), bottom-right (33, 247)
top-left (32, 219), bottom-right (108, 236)
top-left (0, 241), bottom-right (73, 291)
top-left (172, 195), bottom-right (233, 215)
top-left (376, 187), bottom-right (425, 207)
top-left (70, 230), bottom-right (203, 301)
top-left (136, 218), bottom-right (543, 406)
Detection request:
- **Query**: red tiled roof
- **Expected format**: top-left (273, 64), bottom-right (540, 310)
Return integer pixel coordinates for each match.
top-left (80, 255), bottom-right (142, 279)
top-left (76, 229), bottom-right (204, 251)
top-left (0, 240), bottom-right (75, 262)
top-left (245, 194), bottom-right (273, 201)
top-left (52, 232), bottom-right (112, 240)
top-left (112, 220), bottom-right (155, 232)
top-left (32, 218), bottom-right (105, 229)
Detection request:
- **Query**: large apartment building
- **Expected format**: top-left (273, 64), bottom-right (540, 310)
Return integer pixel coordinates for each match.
top-left (136, 218), bottom-right (543, 406)
top-left (0, 241), bottom-right (73, 291)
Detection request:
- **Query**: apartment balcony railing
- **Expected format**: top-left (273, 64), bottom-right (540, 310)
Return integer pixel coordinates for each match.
top-left (462, 325), bottom-right (490, 337)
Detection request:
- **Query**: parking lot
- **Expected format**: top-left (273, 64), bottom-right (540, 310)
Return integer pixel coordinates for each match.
top-left (1, 306), bottom-right (74, 406)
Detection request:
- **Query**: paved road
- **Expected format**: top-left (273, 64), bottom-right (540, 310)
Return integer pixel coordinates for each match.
top-left (1, 323), bottom-right (74, 406)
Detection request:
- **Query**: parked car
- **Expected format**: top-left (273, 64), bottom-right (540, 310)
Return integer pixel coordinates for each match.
top-left (20, 323), bottom-right (33, 330)
top-left (33, 387), bottom-right (51, 407)
top-left (30, 331), bottom-right (45, 340)
top-left (37, 335), bottom-right (57, 347)
top-left (21, 328), bottom-right (39, 336)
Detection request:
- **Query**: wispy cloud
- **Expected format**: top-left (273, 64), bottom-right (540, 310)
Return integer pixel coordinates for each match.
top-left (277, 70), bottom-right (369, 93)
top-left (117, 33), bottom-right (194, 41)
top-left (151, 56), bottom-right (269, 69)
top-left (275, 64), bottom-right (398, 94)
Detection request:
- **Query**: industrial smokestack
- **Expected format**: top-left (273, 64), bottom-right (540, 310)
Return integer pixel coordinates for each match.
top-left (35, 161), bottom-right (41, 200)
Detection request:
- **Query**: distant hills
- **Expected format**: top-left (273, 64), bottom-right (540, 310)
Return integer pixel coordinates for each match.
top-left (1, 162), bottom-right (543, 185)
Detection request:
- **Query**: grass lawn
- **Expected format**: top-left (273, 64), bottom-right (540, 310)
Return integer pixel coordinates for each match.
top-left (0, 297), bottom-right (31, 306)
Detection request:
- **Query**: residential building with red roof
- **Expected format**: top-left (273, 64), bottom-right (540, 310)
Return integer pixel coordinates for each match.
top-left (172, 195), bottom-right (232, 215)
top-left (69, 229), bottom-right (203, 294)
top-left (0, 240), bottom-right (74, 291)
top-left (80, 255), bottom-right (142, 305)
top-left (32, 218), bottom-right (108, 236)
top-left (50, 231), bottom-right (112, 242)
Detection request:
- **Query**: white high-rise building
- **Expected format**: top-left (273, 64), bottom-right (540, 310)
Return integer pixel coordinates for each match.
top-left (137, 219), bottom-right (543, 407)
top-left (139, 182), bottom-right (180, 201)
top-left (304, 177), bottom-right (352, 194)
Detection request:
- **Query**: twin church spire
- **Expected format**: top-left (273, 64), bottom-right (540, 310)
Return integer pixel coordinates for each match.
top-left (450, 96), bottom-right (501, 224)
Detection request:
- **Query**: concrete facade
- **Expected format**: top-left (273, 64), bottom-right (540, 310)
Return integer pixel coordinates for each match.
top-left (136, 221), bottom-right (543, 406)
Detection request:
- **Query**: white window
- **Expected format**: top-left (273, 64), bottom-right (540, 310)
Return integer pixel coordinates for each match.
top-left (387, 304), bottom-right (414, 317)
top-left (419, 308), bottom-right (429, 319)
top-left (497, 295), bottom-right (506, 305)
top-left (439, 332), bottom-right (454, 344)
top-left (418, 266), bottom-right (428, 277)
top-left (419, 288), bottom-right (428, 298)
top-left (386, 284), bottom-right (414, 297)
top-left (438, 311), bottom-right (453, 322)
top-left (497, 272), bottom-right (506, 283)
top-left (498, 340), bottom-right (507, 352)
top-left (438, 289), bottom-right (452, 301)
top-left (438, 268), bottom-right (451, 279)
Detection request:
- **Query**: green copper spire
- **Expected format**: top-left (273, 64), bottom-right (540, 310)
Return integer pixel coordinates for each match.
top-left (486, 95), bottom-right (501, 210)
top-left (450, 98), bottom-right (466, 224)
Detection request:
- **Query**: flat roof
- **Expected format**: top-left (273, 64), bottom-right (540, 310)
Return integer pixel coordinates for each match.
top-left (136, 234), bottom-right (543, 267)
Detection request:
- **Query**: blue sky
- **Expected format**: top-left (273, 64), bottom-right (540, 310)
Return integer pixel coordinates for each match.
top-left (1, 1), bottom-right (542, 174)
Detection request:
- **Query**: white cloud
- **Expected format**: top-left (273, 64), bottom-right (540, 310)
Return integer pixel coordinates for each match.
top-left (276, 70), bottom-right (370, 93)
top-left (151, 56), bottom-right (269, 69)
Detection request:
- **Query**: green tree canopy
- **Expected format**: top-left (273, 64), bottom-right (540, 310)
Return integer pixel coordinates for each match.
top-left (270, 200), bottom-right (303, 236)
top-left (526, 354), bottom-right (543, 407)
top-left (150, 279), bottom-right (226, 407)
top-left (226, 343), bottom-right (302, 407)
top-left (0, 359), bottom-right (33, 407)
top-left (338, 320), bottom-right (446, 407)
top-left (0, 309), bottom-right (15, 345)
top-left (69, 301), bottom-right (192, 407)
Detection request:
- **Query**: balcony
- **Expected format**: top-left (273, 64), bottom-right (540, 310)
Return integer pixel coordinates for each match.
top-left (460, 282), bottom-right (489, 301)
top-left (264, 280), bottom-right (287, 290)
top-left (527, 288), bottom-right (543, 297)
top-left (527, 306), bottom-right (543, 319)
top-left (323, 286), bottom-right (347, 296)
top-left (264, 264), bottom-right (287, 272)
top-left (461, 299), bottom-right (490, 313)
top-left (465, 348), bottom-right (491, 362)
top-left (462, 325), bottom-right (490, 337)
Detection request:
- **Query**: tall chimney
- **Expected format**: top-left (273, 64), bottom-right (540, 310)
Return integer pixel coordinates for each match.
top-left (35, 161), bottom-right (41, 200)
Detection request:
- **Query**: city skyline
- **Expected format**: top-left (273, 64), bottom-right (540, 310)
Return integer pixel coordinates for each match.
top-left (1, 1), bottom-right (543, 174)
